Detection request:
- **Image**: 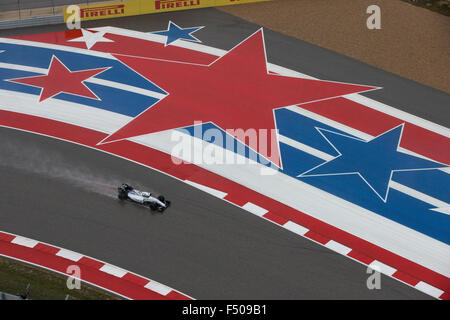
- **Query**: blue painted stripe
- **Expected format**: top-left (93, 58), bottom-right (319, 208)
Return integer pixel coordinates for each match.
top-left (178, 123), bottom-right (276, 168)
top-left (0, 43), bottom-right (165, 94)
top-left (0, 68), bottom-right (159, 117)
top-left (275, 108), bottom-right (450, 244)
top-left (299, 173), bottom-right (450, 244)
top-left (275, 108), bottom-right (359, 157)
top-left (279, 142), bottom-right (323, 177)
top-left (392, 169), bottom-right (450, 203)
top-left (0, 67), bottom-right (41, 95)
top-left (56, 82), bottom-right (159, 118)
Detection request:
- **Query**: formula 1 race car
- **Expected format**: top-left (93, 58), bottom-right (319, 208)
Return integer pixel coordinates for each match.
top-left (118, 183), bottom-right (170, 212)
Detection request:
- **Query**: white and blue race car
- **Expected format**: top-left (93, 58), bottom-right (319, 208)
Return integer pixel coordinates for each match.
top-left (118, 184), bottom-right (170, 212)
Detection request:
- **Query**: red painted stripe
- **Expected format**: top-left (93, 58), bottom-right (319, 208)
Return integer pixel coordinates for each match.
top-left (10, 30), bottom-right (84, 44)
top-left (263, 212), bottom-right (289, 225)
top-left (347, 250), bottom-right (374, 265)
top-left (0, 241), bottom-right (164, 299)
top-left (0, 231), bottom-right (15, 242)
top-left (122, 273), bottom-right (151, 287)
top-left (10, 31), bottom-right (217, 66)
top-left (0, 236), bottom-right (190, 300)
top-left (439, 292), bottom-right (450, 300)
top-left (78, 256), bottom-right (105, 269)
top-left (0, 110), bottom-right (448, 297)
top-left (299, 98), bottom-right (450, 165)
top-left (34, 243), bottom-right (60, 255)
top-left (224, 193), bottom-right (251, 207)
top-left (167, 290), bottom-right (192, 300)
top-left (304, 231), bottom-right (330, 245)
top-left (187, 170), bottom-right (450, 294)
top-left (0, 110), bottom-right (106, 146)
top-left (392, 271), bottom-right (420, 286)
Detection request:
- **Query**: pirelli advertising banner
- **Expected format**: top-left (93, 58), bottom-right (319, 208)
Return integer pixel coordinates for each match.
top-left (64, 0), bottom-right (269, 22)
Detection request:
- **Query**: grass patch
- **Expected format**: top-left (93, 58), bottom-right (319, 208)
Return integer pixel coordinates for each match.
top-left (0, 255), bottom-right (122, 300)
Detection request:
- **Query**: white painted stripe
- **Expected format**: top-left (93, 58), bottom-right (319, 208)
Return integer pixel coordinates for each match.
top-left (11, 236), bottom-right (38, 248)
top-left (87, 77), bottom-right (167, 100)
top-left (279, 128), bottom-right (448, 209)
top-left (325, 240), bottom-right (352, 255)
top-left (430, 206), bottom-right (450, 215)
top-left (285, 104), bottom-right (448, 167)
top-left (0, 37), bottom-right (115, 59)
top-left (280, 111), bottom-right (445, 171)
top-left (390, 181), bottom-right (449, 212)
top-left (144, 280), bottom-right (172, 296)
top-left (279, 134), bottom-right (334, 161)
top-left (132, 130), bottom-right (450, 278)
top-left (56, 249), bottom-right (83, 262)
top-left (267, 63), bottom-right (315, 80)
top-left (368, 260), bottom-right (397, 276)
top-left (0, 230), bottom-right (194, 299)
top-left (396, 147), bottom-right (448, 165)
top-left (0, 62), bottom-right (166, 100)
top-left (0, 88), bottom-right (129, 135)
top-left (442, 167), bottom-right (450, 174)
top-left (283, 221), bottom-right (309, 236)
top-left (344, 94), bottom-right (450, 138)
top-left (415, 281), bottom-right (444, 299)
top-left (0, 62), bottom-right (47, 74)
top-left (286, 105), bottom-right (373, 140)
top-left (242, 202), bottom-right (268, 217)
top-left (184, 180), bottom-right (227, 198)
top-left (99, 264), bottom-right (128, 278)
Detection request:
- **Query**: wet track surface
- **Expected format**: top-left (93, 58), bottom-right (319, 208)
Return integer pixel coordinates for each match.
top-left (0, 8), bottom-right (447, 298)
top-left (0, 128), bottom-right (429, 299)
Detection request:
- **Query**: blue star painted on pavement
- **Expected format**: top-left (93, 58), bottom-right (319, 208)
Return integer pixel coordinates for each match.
top-left (152, 21), bottom-right (204, 47)
top-left (299, 124), bottom-right (448, 202)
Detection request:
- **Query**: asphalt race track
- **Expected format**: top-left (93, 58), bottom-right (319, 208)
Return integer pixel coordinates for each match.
top-left (1, 8), bottom-right (447, 299)
top-left (0, 127), bottom-right (428, 299)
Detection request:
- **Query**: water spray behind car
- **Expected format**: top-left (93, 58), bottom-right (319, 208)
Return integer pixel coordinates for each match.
top-left (0, 132), bottom-right (155, 199)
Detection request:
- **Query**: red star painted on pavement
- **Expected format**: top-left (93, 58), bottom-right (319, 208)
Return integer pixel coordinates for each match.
top-left (101, 29), bottom-right (378, 167)
top-left (9, 56), bottom-right (108, 102)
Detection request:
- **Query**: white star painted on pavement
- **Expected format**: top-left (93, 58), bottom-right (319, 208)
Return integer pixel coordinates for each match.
top-left (68, 29), bottom-right (114, 50)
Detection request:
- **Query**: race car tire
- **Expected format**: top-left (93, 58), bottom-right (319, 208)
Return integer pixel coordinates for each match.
top-left (157, 195), bottom-right (165, 202)
top-left (118, 191), bottom-right (127, 200)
